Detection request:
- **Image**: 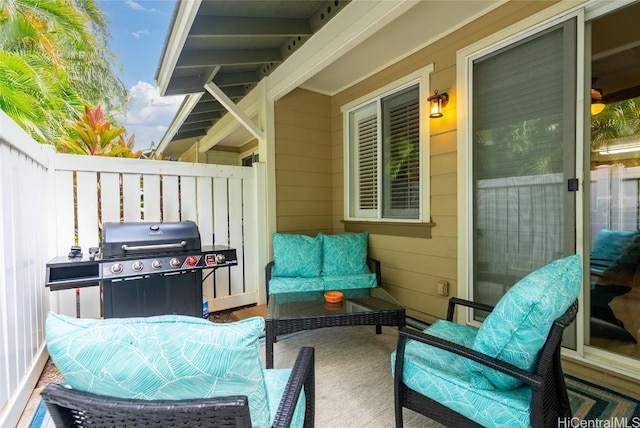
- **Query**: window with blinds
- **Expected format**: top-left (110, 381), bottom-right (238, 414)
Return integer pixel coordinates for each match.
top-left (347, 83), bottom-right (420, 220)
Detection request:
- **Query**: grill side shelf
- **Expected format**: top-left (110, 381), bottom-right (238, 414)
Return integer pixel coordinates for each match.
top-left (46, 257), bottom-right (101, 291)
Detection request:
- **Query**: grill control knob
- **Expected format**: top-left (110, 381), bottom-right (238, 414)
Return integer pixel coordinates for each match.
top-left (132, 261), bottom-right (144, 272)
top-left (185, 255), bottom-right (198, 267)
top-left (169, 258), bottom-right (181, 268)
top-left (216, 254), bottom-right (226, 263)
top-left (110, 263), bottom-right (124, 274)
top-left (151, 260), bottom-right (162, 269)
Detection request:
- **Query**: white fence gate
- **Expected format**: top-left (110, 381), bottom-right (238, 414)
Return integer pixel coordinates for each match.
top-left (0, 110), bottom-right (267, 427)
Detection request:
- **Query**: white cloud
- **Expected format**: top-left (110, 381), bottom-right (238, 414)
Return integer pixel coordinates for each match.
top-left (125, 0), bottom-right (159, 13)
top-left (132, 29), bottom-right (149, 39)
top-left (115, 81), bottom-right (184, 151)
top-left (125, 0), bottom-right (144, 11)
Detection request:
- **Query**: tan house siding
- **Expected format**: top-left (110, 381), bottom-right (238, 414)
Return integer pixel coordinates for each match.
top-left (274, 88), bottom-right (333, 235)
top-left (326, 0), bottom-right (558, 323)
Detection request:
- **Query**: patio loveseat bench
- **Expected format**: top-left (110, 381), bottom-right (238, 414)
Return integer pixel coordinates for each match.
top-left (265, 231), bottom-right (381, 297)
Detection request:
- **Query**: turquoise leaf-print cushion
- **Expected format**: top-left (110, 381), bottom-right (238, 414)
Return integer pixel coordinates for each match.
top-left (322, 273), bottom-right (376, 290)
top-left (268, 277), bottom-right (325, 294)
top-left (466, 255), bottom-right (582, 390)
top-left (46, 313), bottom-right (271, 428)
top-left (272, 233), bottom-right (323, 278)
top-left (321, 232), bottom-right (371, 276)
top-left (391, 320), bottom-right (532, 427)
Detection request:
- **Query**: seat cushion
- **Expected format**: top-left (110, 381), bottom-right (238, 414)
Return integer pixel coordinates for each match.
top-left (391, 320), bottom-right (532, 427)
top-left (272, 233), bottom-right (323, 278)
top-left (321, 232), bottom-right (371, 276)
top-left (466, 255), bottom-right (582, 390)
top-left (46, 313), bottom-right (270, 428)
top-left (264, 369), bottom-right (306, 428)
top-left (323, 273), bottom-right (377, 290)
top-left (269, 276), bottom-right (325, 294)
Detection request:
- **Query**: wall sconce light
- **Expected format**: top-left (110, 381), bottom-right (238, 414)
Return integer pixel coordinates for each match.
top-left (591, 88), bottom-right (605, 115)
top-left (427, 90), bottom-right (449, 118)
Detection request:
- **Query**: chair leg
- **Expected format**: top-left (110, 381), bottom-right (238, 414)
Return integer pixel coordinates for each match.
top-left (394, 334), bottom-right (407, 428)
top-left (394, 387), bottom-right (404, 428)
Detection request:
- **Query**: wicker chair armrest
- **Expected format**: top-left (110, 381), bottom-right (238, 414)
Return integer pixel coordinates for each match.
top-left (266, 260), bottom-right (275, 296)
top-left (396, 327), bottom-right (542, 389)
top-left (272, 346), bottom-right (315, 428)
top-left (41, 384), bottom-right (252, 427)
top-left (367, 257), bottom-right (382, 287)
top-left (446, 297), bottom-right (495, 321)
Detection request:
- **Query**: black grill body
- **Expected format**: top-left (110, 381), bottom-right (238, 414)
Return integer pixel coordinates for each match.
top-left (46, 221), bottom-right (238, 319)
top-left (103, 271), bottom-right (202, 318)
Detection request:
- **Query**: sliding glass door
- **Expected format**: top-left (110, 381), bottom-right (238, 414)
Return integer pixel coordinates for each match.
top-left (470, 19), bottom-right (577, 320)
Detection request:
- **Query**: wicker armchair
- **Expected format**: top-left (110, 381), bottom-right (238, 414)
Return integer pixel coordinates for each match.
top-left (41, 346), bottom-right (315, 428)
top-left (393, 298), bottom-right (578, 428)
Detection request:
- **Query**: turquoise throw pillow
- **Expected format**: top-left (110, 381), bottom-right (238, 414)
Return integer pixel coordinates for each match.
top-left (466, 255), bottom-right (582, 390)
top-left (591, 229), bottom-right (638, 263)
top-left (272, 233), bottom-right (323, 278)
top-left (46, 313), bottom-right (270, 428)
top-left (321, 232), bottom-right (370, 276)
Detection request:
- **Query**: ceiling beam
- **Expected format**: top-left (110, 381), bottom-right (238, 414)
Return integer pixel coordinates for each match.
top-left (177, 49), bottom-right (282, 68)
top-left (190, 17), bottom-right (312, 37)
top-left (214, 71), bottom-right (260, 87)
top-left (191, 101), bottom-right (225, 114)
top-left (175, 129), bottom-right (206, 140)
top-left (178, 121), bottom-right (214, 132)
top-left (184, 111), bottom-right (222, 124)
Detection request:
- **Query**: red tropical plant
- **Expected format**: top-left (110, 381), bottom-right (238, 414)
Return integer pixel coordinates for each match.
top-left (58, 105), bottom-right (142, 158)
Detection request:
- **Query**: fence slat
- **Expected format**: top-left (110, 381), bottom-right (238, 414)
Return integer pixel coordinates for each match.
top-left (101, 172), bottom-right (121, 223)
top-left (162, 175), bottom-right (180, 221)
top-left (213, 178), bottom-right (230, 298)
top-left (143, 174), bottom-right (161, 222)
top-left (76, 172), bottom-right (101, 319)
top-left (122, 173), bottom-right (142, 222)
top-left (229, 178), bottom-right (245, 297)
top-left (180, 176), bottom-right (197, 221)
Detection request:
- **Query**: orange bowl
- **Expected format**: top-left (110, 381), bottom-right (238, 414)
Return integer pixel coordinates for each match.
top-left (324, 291), bottom-right (343, 303)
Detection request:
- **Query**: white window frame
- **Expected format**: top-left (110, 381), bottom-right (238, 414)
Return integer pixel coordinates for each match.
top-left (342, 64), bottom-right (433, 223)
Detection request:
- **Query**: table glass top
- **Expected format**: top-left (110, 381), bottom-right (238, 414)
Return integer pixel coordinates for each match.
top-left (267, 287), bottom-right (403, 319)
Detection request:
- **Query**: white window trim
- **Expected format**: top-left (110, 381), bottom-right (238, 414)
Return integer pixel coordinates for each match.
top-left (342, 63), bottom-right (434, 223)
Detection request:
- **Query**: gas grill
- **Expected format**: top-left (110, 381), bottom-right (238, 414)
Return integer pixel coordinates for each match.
top-left (46, 221), bottom-right (237, 318)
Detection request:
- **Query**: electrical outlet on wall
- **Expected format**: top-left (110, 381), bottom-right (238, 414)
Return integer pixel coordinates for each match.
top-left (437, 280), bottom-right (449, 296)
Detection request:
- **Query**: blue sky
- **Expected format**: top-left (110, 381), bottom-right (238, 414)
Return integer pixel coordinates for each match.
top-left (98, 0), bottom-right (184, 151)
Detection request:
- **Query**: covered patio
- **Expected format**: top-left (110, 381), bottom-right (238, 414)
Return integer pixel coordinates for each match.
top-left (3, 0), bottom-right (640, 426)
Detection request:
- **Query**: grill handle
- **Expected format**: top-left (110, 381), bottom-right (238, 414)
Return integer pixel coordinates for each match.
top-left (121, 241), bottom-right (188, 252)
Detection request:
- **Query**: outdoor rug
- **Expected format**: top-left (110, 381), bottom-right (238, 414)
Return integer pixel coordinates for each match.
top-left (29, 325), bottom-right (640, 428)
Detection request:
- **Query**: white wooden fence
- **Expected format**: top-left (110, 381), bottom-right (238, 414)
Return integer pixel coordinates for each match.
top-left (0, 110), bottom-right (267, 427)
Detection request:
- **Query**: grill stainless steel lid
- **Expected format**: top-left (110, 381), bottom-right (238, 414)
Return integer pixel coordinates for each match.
top-left (102, 221), bottom-right (201, 258)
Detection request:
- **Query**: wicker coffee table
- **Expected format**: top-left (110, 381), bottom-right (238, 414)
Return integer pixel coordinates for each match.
top-left (265, 287), bottom-right (405, 368)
